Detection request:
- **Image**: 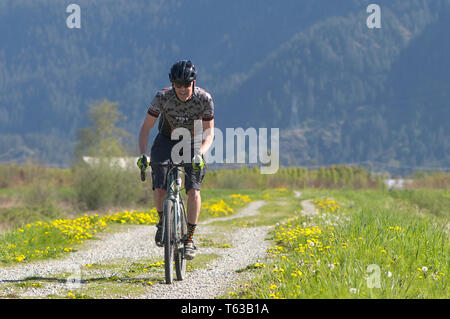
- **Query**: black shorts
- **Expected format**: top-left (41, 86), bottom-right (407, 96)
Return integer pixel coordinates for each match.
top-left (150, 133), bottom-right (206, 193)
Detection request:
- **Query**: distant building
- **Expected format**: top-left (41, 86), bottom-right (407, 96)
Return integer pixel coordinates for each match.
top-left (384, 179), bottom-right (413, 190)
top-left (82, 156), bottom-right (139, 169)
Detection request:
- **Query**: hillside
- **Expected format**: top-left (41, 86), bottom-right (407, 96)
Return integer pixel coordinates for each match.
top-left (218, 1), bottom-right (450, 169)
top-left (0, 0), bottom-right (448, 173)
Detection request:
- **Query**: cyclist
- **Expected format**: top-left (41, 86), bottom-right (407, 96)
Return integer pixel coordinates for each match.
top-left (137, 60), bottom-right (214, 260)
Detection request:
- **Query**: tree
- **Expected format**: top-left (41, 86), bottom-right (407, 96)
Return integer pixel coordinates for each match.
top-left (74, 99), bottom-right (131, 163)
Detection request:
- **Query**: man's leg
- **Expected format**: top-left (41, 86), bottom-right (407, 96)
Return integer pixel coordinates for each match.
top-left (150, 133), bottom-right (171, 214)
top-left (183, 165), bottom-right (206, 260)
top-left (186, 188), bottom-right (201, 225)
top-left (183, 189), bottom-right (200, 260)
top-left (150, 133), bottom-right (171, 247)
top-left (153, 187), bottom-right (166, 247)
top-left (184, 188), bottom-right (201, 244)
top-left (154, 188), bottom-right (167, 217)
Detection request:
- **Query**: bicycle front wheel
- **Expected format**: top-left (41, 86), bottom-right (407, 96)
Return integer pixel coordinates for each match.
top-left (175, 198), bottom-right (187, 280)
top-left (163, 199), bottom-right (174, 284)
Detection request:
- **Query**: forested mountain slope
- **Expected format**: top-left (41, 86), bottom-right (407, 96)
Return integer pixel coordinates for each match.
top-left (0, 0), bottom-right (448, 171)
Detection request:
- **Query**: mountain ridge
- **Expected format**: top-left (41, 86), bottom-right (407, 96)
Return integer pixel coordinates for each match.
top-left (0, 0), bottom-right (448, 174)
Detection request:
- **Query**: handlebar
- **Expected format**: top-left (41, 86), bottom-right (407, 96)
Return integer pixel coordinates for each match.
top-left (148, 162), bottom-right (192, 168)
top-left (140, 161), bottom-right (192, 182)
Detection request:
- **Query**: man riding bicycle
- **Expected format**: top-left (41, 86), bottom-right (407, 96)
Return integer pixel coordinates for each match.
top-left (137, 60), bottom-right (215, 260)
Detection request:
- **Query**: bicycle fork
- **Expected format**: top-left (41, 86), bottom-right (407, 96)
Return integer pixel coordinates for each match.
top-left (161, 175), bottom-right (183, 248)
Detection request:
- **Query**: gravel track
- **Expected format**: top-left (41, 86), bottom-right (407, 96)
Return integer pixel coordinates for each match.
top-left (0, 199), bottom-right (284, 298)
top-left (0, 225), bottom-right (164, 297)
top-left (0, 226), bottom-right (163, 283)
top-left (139, 225), bottom-right (271, 299)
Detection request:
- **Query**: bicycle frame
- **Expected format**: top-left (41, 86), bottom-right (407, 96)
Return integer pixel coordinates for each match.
top-left (140, 160), bottom-right (193, 283)
top-left (162, 165), bottom-right (184, 247)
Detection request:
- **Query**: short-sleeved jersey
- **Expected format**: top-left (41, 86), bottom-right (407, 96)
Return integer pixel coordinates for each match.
top-left (147, 86), bottom-right (214, 137)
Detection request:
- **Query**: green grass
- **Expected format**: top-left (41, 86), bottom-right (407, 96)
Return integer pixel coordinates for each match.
top-left (0, 209), bottom-right (160, 264)
top-left (198, 235), bottom-right (232, 248)
top-left (0, 204), bottom-right (65, 232)
top-left (0, 185), bottom-right (77, 202)
top-left (1, 186), bottom-right (448, 299)
top-left (197, 189), bottom-right (261, 222)
top-left (387, 189), bottom-right (450, 219)
top-left (197, 189), bottom-right (263, 201)
top-left (0, 188), bottom-right (24, 197)
top-left (227, 189), bottom-right (449, 299)
top-left (201, 188), bottom-right (299, 229)
top-left (0, 185), bottom-right (80, 232)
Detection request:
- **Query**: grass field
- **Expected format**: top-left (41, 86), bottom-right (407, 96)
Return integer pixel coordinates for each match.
top-left (0, 162), bottom-right (448, 298)
top-left (227, 189), bottom-right (449, 299)
top-left (0, 187), bottom-right (448, 298)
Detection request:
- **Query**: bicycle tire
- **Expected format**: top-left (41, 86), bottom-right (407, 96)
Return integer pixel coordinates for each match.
top-left (163, 199), bottom-right (174, 284)
top-left (174, 198), bottom-right (187, 280)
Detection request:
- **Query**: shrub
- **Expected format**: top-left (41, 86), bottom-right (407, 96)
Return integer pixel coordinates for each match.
top-left (73, 160), bottom-right (148, 210)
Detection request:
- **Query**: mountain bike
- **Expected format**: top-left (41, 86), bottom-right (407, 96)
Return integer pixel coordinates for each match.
top-left (141, 160), bottom-right (190, 284)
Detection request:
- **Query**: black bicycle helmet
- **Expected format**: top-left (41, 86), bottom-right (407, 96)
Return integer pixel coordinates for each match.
top-left (169, 60), bottom-right (197, 83)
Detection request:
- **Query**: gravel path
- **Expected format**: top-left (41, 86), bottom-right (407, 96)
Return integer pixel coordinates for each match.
top-left (140, 225), bottom-right (271, 299)
top-left (139, 200), bottom-right (272, 298)
top-left (0, 199), bottom-right (285, 298)
top-left (0, 225), bottom-right (165, 297)
top-left (0, 226), bottom-right (163, 282)
top-left (140, 195), bottom-right (307, 299)
top-left (299, 199), bottom-right (318, 216)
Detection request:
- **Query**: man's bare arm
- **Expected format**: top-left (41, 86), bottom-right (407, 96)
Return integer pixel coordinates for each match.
top-left (138, 114), bottom-right (158, 154)
top-left (200, 119), bottom-right (214, 155)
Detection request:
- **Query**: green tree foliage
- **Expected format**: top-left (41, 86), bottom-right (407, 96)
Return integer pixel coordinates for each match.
top-left (74, 99), bottom-right (131, 161)
top-left (72, 99), bottom-right (141, 210)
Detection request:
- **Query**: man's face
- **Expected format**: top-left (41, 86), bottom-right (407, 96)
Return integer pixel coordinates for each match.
top-left (173, 80), bottom-right (195, 102)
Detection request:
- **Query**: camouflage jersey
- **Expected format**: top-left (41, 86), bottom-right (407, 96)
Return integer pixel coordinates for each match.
top-left (147, 86), bottom-right (214, 138)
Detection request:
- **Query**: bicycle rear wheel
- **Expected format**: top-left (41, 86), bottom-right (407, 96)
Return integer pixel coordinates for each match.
top-left (163, 199), bottom-right (174, 284)
top-left (174, 199), bottom-right (187, 280)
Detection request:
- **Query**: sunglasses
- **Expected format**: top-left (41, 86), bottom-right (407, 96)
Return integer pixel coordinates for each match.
top-left (173, 81), bottom-right (193, 89)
